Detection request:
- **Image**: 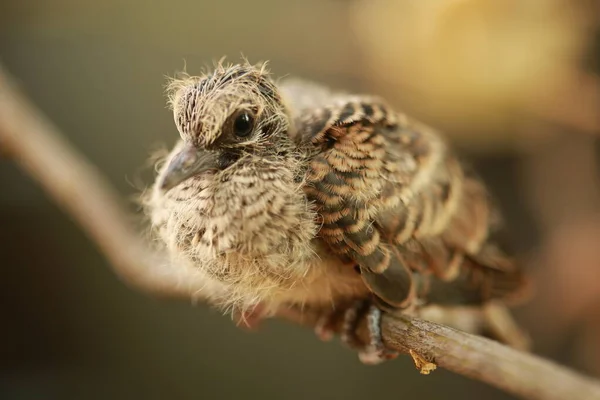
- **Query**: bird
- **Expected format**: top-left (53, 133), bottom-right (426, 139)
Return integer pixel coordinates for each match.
top-left (143, 59), bottom-right (531, 365)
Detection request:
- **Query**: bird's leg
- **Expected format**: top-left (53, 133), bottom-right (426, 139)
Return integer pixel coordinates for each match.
top-left (315, 298), bottom-right (399, 365)
top-left (314, 312), bottom-right (338, 342)
top-left (314, 303), bottom-right (351, 342)
top-left (352, 300), bottom-right (399, 365)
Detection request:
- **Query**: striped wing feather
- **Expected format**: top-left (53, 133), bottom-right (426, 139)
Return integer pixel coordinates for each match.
top-left (284, 82), bottom-right (528, 309)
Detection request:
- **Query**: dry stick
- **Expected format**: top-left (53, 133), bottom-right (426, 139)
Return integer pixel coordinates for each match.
top-left (281, 307), bottom-right (600, 400)
top-left (1, 65), bottom-right (600, 400)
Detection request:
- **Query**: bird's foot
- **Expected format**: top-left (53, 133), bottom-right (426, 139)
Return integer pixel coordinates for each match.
top-left (314, 312), bottom-right (337, 342)
top-left (315, 299), bottom-right (398, 365)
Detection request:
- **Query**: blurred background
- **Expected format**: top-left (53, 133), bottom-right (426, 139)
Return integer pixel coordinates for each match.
top-left (1, 0), bottom-right (599, 399)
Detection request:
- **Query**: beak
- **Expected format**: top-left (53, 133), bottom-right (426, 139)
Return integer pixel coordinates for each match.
top-left (159, 143), bottom-right (218, 192)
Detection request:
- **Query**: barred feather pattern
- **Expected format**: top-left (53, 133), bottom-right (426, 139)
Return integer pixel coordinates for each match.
top-left (296, 96), bottom-right (528, 310)
top-left (144, 61), bottom-right (529, 321)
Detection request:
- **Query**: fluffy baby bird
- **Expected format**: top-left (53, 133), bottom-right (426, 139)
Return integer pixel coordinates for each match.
top-left (144, 60), bottom-right (530, 364)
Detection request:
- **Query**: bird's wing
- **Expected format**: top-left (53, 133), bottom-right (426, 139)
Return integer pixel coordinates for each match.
top-left (287, 85), bottom-right (529, 309)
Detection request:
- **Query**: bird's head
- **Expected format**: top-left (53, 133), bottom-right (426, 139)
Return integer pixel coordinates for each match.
top-left (159, 60), bottom-right (291, 192)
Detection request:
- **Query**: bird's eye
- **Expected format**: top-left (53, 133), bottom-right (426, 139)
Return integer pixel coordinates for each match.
top-left (233, 112), bottom-right (254, 137)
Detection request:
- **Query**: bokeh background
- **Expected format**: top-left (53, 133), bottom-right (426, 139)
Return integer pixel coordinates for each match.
top-left (1, 1), bottom-right (600, 399)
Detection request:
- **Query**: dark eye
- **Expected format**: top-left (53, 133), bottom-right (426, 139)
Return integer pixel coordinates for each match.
top-left (233, 112), bottom-right (254, 137)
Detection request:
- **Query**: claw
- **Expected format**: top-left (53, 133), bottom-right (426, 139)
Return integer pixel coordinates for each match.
top-left (358, 304), bottom-right (399, 365)
top-left (315, 313), bottom-right (336, 342)
top-left (333, 299), bottom-right (399, 365)
top-left (310, 299), bottom-right (399, 364)
top-left (341, 299), bottom-right (370, 349)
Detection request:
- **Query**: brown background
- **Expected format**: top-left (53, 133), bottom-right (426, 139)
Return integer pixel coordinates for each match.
top-left (1, 1), bottom-right (599, 399)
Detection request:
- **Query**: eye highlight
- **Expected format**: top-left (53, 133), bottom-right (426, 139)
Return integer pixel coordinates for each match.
top-left (232, 111), bottom-right (254, 137)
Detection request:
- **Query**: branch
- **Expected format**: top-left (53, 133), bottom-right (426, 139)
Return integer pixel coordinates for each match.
top-left (1, 64), bottom-right (600, 400)
top-left (279, 307), bottom-right (600, 400)
top-left (0, 65), bottom-right (204, 299)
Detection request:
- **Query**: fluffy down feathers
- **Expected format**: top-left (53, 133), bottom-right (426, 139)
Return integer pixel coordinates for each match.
top-left (143, 60), bottom-right (529, 320)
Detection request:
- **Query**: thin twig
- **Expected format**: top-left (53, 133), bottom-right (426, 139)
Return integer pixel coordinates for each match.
top-left (1, 64), bottom-right (600, 400)
top-left (279, 307), bottom-right (600, 400)
top-left (0, 65), bottom-right (205, 299)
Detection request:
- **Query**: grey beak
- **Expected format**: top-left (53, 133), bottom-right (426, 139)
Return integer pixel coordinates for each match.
top-left (159, 143), bottom-right (218, 192)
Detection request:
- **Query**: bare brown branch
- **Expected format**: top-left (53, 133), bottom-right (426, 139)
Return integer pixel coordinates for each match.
top-left (280, 307), bottom-right (600, 400)
top-left (1, 64), bottom-right (600, 400)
